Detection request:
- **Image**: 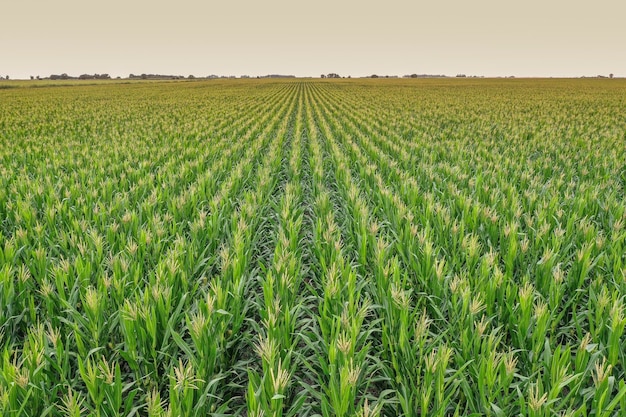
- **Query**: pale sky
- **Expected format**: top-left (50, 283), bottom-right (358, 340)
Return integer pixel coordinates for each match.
top-left (1, 0), bottom-right (624, 79)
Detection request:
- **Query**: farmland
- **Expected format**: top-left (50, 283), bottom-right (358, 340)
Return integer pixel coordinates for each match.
top-left (1, 78), bottom-right (625, 416)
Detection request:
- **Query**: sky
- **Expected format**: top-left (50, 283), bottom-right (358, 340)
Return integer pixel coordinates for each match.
top-left (1, 0), bottom-right (625, 79)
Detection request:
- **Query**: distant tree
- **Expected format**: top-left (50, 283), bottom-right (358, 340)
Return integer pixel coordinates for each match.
top-left (5, 75), bottom-right (8, 80)
top-left (188, 74), bottom-right (195, 79)
top-left (371, 74), bottom-right (378, 78)
top-left (610, 73), bottom-right (614, 79)
top-left (321, 74), bottom-right (326, 78)
top-left (30, 76), bottom-right (34, 80)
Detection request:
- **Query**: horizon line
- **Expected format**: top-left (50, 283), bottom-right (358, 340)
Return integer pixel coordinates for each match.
top-left (1, 73), bottom-right (622, 81)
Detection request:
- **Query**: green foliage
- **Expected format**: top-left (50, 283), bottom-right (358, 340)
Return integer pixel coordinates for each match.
top-left (0, 78), bottom-right (625, 416)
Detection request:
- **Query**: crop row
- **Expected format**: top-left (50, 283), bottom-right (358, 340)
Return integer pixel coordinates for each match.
top-left (0, 79), bottom-right (625, 416)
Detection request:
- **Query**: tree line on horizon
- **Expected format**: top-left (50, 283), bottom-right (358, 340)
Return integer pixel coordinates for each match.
top-left (0, 72), bottom-right (618, 81)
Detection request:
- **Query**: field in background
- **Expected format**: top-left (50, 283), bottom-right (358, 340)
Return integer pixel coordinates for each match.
top-left (1, 79), bottom-right (625, 416)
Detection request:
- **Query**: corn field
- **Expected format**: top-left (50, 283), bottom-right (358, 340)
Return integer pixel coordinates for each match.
top-left (1, 78), bottom-right (625, 416)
